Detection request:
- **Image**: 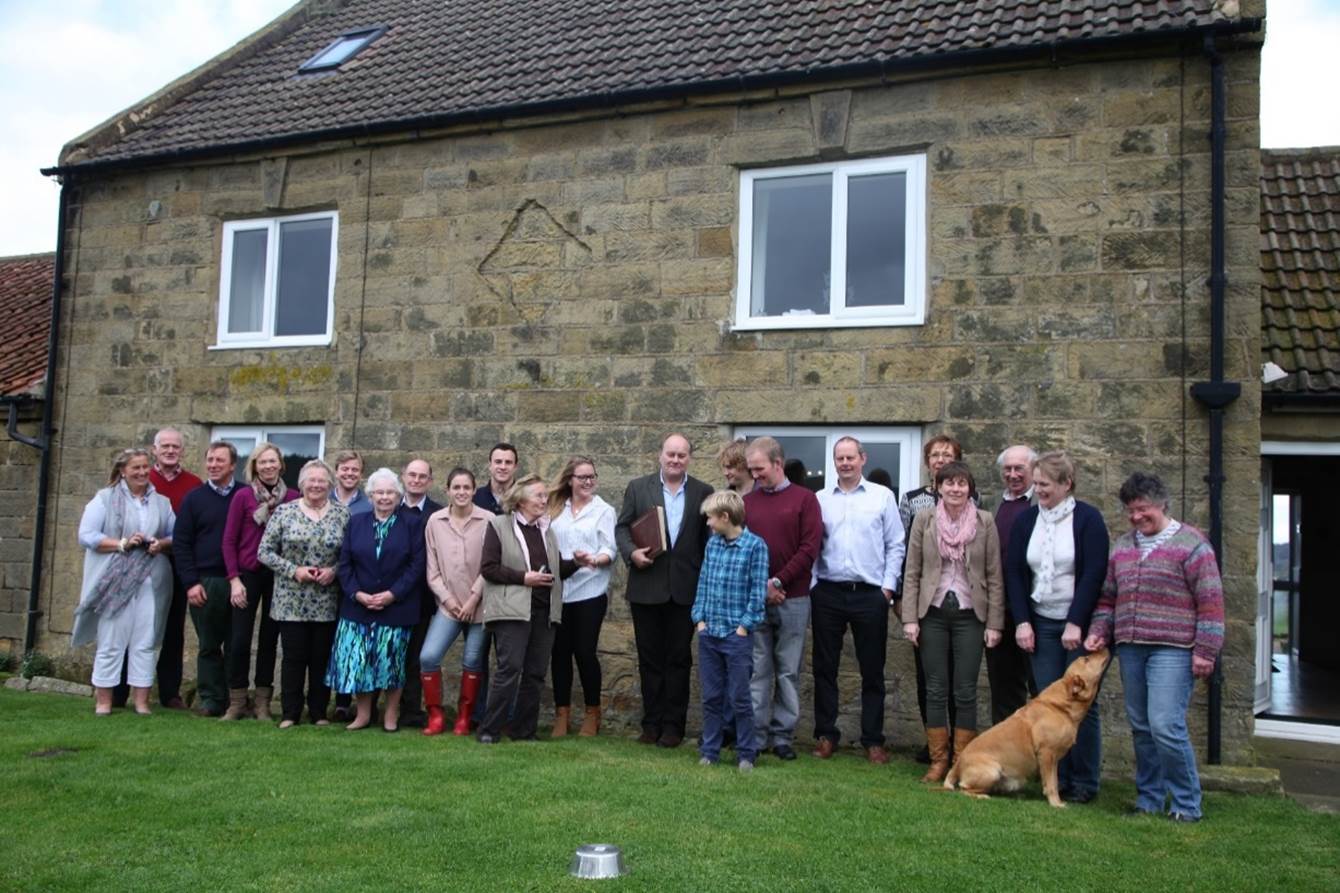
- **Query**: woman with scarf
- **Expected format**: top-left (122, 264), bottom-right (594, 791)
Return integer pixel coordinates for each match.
top-left (327, 468), bottom-right (426, 732)
top-left (476, 473), bottom-right (577, 744)
top-left (1005, 451), bottom-right (1110, 802)
top-left (221, 442), bottom-right (299, 720)
top-left (259, 459), bottom-right (349, 728)
top-left (901, 460), bottom-right (1003, 783)
top-left (73, 448), bottom-right (176, 715)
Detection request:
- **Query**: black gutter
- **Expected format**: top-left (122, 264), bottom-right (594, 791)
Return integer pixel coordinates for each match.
top-left (1262, 391), bottom-right (1340, 409)
top-left (1189, 35), bottom-right (1241, 766)
top-left (42, 18), bottom-right (1261, 178)
top-left (10, 183), bottom-right (69, 654)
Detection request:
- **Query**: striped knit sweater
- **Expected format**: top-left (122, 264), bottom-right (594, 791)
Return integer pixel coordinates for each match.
top-left (1088, 523), bottom-right (1224, 662)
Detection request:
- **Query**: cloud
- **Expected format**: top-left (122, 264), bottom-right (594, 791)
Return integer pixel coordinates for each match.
top-left (1260, 0), bottom-right (1340, 148)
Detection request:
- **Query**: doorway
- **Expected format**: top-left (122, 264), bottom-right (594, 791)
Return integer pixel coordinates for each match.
top-left (1256, 447), bottom-right (1340, 741)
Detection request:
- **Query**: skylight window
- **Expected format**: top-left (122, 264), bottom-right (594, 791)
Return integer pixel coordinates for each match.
top-left (299, 26), bottom-right (385, 73)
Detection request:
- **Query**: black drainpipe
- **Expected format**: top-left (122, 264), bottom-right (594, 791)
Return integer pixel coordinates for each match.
top-left (1189, 36), bottom-right (1240, 765)
top-left (9, 182), bottom-right (69, 654)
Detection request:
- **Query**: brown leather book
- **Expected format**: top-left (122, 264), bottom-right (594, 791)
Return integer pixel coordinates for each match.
top-left (630, 506), bottom-right (668, 558)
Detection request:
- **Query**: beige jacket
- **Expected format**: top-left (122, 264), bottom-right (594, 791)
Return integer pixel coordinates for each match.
top-left (424, 504), bottom-right (492, 623)
top-left (900, 507), bottom-right (1004, 630)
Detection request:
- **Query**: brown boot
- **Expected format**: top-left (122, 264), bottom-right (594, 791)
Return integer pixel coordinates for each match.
top-left (578, 705), bottom-right (601, 737)
top-left (952, 728), bottom-right (977, 767)
top-left (921, 727), bottom-right (951, 783)
top-left (552, 705), bottom-right (571, 738)
top-left (253, 686), bottom-right (273, 721)
top-left (221, 688), bottom-right (251, 721)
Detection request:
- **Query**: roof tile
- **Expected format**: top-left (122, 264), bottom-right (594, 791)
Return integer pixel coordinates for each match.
top-left (0, 255), bottom-right (54, 398)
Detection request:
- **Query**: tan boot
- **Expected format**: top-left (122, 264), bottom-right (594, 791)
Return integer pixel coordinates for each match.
top-left (952, 728), bottom-right (977, 767)
top-left (578, 705), bottom-right (601, 737)
top-left (220, 688), bottom-right (251, 721)
top-left (253, 686), bottom-right (273, 721)
top-left (552, 705), bottom-right (571, 738)
top-left (921, 727), bottom-right (951, 783)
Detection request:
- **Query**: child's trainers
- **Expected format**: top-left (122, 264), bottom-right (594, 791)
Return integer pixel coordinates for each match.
top-left (738, 759), bottom-right (754, 774)
top-left (699, 756), bottom-right (716, 767)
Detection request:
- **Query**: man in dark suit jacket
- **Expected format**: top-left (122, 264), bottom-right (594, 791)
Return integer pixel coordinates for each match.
top-left (397, 458), bottom-right (443, 727)
top-left (615, 433), bottom-right (713, 748)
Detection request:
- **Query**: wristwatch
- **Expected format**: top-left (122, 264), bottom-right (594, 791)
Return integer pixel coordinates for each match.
top-left (769, 577), bottom-right (783, 591)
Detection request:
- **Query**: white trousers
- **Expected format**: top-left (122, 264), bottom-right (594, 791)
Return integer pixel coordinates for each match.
top-left (91, 584), bottom-right (157, 688)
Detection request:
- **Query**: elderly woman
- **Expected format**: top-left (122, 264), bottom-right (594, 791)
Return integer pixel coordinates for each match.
top-left (547, 456), bottom-right (616, 737)
top-left (73, 448), bottom-right (176, 715)
top-left (901, 460), bottom-right (1003, 782)
top-left (258, 459), bottom-right (349, 729)
top-left (420, 467), bottom-right (493, 736)
top-left (477, 473), bottom-right (577, 744)
top-left (1085, 472), bottom-right (1224, 822)
top-left (1005, 451), bottom-right (1110, 803)
top-left (326, 468), bottom-right (426, 732)
top-left (221, 442), bottom-right (298, 720)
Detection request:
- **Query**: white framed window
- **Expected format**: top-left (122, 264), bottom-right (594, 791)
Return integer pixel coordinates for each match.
top-left (213, 425), bottom-right (326, 489)
top-left (734, 155), bottom-right (926, 331)
top-left (733, 425), bottom-right (922, 502)
top-left (215, 211), bottom-right (338, 349)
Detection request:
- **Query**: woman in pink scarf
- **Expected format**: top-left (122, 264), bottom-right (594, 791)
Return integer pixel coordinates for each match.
top-left (901, 460), bottom-right (1004, 783)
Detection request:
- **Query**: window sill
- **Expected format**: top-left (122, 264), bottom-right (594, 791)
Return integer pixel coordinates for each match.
top-left (210, 336), bottom-right (333, 351)
top-left (730, 311), bottom-right (924, 332)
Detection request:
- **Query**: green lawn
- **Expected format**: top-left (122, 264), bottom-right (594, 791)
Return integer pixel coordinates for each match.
top-left (3, 686), bottom-right (1337, 892)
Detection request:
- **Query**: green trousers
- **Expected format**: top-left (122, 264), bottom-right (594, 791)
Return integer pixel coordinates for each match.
top-left (188, 576), bottom-right (232, 711)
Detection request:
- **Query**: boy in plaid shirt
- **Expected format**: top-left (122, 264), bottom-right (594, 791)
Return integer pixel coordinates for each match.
top-left (692, 490), bottom-right (768, 772)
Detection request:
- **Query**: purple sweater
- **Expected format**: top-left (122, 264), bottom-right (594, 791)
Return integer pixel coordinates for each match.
top-left (222, 486), bottom-right (300, 578)
top-left (1089, 524), bottom-right (1224, 662)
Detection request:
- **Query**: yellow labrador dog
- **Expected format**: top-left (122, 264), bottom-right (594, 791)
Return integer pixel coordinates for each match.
top-left (944, 648), bottom-right (1110, 807)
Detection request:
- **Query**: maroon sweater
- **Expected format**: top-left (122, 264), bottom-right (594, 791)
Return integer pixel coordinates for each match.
top-left (742, 483), bottom-right (823, 598)
top-left (151, 467), bottom-right (202, 513)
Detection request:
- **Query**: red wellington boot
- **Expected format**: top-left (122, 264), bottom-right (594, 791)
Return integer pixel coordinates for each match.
top-left (453, 670), bottom-right (482, 736)
top-left (421, 671), bottom-right (446, 736)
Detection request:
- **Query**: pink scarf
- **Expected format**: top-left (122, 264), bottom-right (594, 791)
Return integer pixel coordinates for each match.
top-left (934, 499), bottom-right (977, 563)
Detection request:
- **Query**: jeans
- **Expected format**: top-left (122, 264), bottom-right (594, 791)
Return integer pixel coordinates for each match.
top-left (811, 581), bottom-right (888, 748)
top-left (552, 594), bottom-right (607, 708)
top-left (188, 577), bottom-right (232, 711)
top-left (278, 620), bottom-right (337, 723)
top-left (1117, 643), bottom-right (1203, 818)
top-left (699, 632), bottom-right (758, 763)
top-left (1030, 615), bottom-right (1102, 796)
top-left (750, 596), bottom-right (810, 748)
top-left (918, 595), bottom-right (985, 730)
top-left (419, 613), bottom-right (487, 671)
top-left (227, 568), bottom-right (279, 690)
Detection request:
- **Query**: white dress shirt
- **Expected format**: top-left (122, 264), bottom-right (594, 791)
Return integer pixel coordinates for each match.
top-left (815, 477), bottom-right (905, 593)
top-left (550, 495), bottom-right (617, 604)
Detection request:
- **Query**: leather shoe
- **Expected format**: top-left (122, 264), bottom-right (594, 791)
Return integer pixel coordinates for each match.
top-left (1062, 788), bottom-right (1097, 804)
top-left (772, 744), bottom-right (797, 761)
top-left (866, 745), bottom-right (890, 765)
top-left (161, 696), bottom-right (187, 711)
top-left (656, 732), bottom-right (683, 749)
top-left (811, 737), bottom-right (836, 759)
top-left (637, 729), bottom-right (659, 745)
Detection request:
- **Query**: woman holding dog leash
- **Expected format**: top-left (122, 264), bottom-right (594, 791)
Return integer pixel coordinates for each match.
top-left (1005, 451), bottom-right (1110, 804)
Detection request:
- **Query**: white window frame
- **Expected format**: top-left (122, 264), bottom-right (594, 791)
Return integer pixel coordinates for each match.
top-left (732, 425), bottom-right (923, 499)
top-left (734, 155), bottom-right (926, 332)
top-left (214, 211), bottom-right (338, 349)
top-left (212, 425), bottom-right (326, 466)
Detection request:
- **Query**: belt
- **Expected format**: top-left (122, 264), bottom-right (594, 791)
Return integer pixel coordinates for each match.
top-left (817, 579), bottom-right (878, 592)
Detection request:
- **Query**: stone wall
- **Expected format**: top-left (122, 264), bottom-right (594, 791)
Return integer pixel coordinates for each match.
top-left (0, 404), bottom-right (41, 654)
top-left (40, 40), bottom-right (1262, 763)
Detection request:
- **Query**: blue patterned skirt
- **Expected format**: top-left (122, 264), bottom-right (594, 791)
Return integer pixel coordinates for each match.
top-left (325, 617), bottom-right (412, 694)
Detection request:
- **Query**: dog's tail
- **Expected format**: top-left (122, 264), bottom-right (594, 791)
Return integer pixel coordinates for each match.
top-left (943, 762), bottom-right (960, 791)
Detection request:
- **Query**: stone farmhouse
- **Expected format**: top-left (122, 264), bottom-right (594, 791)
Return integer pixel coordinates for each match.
top-left (25, 0), bottom-right (1272, 760)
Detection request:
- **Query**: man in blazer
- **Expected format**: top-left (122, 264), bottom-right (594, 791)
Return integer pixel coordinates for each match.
top-left (398, 458), bottom-right (444, 727)
top-left (615, 432), bottom-right (714, 748)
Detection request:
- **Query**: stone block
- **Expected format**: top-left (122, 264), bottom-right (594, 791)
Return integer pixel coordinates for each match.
top-left (26, 676), bottom-right (94, 698)
top-left (716, 128), bottom-right (816, 166)
top-left (1100, 232), bottom-right (1181, 271)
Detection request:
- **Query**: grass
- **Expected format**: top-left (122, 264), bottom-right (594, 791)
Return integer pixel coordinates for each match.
top-left (3, 686), bottom-right (1337, 892)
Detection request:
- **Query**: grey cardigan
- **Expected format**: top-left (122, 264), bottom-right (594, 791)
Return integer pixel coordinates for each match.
top-left (900, 507), bottom-right (1005, 630)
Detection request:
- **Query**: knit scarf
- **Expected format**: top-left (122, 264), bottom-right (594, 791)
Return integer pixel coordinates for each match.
top-left (251, 477), bottom-right (287, 526)
top-left (934, 499), bottom-right (977, 563)
top-left (1030, 496), bottom-right (1076, 604)
top-left (83, 482), bottom-right (156, 619)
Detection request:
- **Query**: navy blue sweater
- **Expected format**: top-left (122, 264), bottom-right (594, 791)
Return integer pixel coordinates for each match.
top-left (173, 482), bottom-right (240, 588)
top-left (1005, 500), bottom-right (1110, 631)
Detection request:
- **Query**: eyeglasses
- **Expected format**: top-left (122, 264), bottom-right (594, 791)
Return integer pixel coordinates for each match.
top-left (574, 474), bottom-right (598, 483)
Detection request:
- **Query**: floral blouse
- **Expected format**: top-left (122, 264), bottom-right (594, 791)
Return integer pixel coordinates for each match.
top-left (258, 500), bottom-right (350, 622)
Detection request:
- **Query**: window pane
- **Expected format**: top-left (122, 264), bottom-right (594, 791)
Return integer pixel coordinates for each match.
top-left (861, 442), bottom-right (902, 502)
top-left (751, 174), bottom-right (831, 318)
top-left (269, 432), bottom-right (322, 489)
top-left (218, 435), bottom-right (257, 467)
top-left (275, 219), bottom-right (333, 337)
top-left (307, 35), bottom-right (368, 69)
top-left (846, 172), bottom-right (906, 307)
top-left (227, 229), bottom-right (267, 334)
top-left (743, 434), bottom-right (826, 492)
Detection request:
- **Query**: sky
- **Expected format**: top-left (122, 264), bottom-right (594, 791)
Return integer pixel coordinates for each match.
top-left (1, 0), bottom-right (1338, 258)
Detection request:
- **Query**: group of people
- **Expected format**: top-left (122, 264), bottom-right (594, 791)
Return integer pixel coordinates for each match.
top-left (73, 427), bottom-right (1224, 819)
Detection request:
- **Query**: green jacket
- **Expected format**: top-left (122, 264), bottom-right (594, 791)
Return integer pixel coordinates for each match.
top-left (481, 513), bottom-right (564, 623)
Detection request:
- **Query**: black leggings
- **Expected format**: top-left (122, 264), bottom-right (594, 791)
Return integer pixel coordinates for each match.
top-left (551, 594), bottom-right (607, 708)
top-left (278, 620), bottom-right (336, 723)
top-left (228, 569), bottom-right (279, 690)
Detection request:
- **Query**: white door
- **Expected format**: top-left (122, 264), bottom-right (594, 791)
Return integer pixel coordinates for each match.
top-left (1254, 458), bottom-right (1273, 714)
